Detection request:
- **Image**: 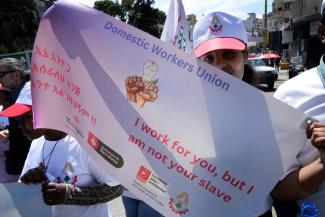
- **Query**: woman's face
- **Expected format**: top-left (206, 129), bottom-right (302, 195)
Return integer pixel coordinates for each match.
top-left (200, 49), bottom-right (247, 80)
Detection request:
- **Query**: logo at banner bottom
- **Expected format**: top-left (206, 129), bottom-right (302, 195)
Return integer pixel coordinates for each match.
top-left (169, 192), bottom-right (190, 215)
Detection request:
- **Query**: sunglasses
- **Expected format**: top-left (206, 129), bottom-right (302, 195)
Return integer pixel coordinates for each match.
top-left (0, 70), bottom-right (16, 78)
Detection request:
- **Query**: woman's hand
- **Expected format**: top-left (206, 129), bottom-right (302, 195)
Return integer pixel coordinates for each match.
top-left (0, 129), bottom-right (9, 141)
top-left (307, 120), bottom-right (325, 163)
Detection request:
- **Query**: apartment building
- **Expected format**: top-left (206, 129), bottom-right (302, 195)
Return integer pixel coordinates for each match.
top-left (269, 0), bottom-right (323, 68)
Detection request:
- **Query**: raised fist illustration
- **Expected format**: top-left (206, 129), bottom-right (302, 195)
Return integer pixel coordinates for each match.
top-left (137, 83), bottom-right (159, 108)
top-left (125, 76), bottom-right (144, 103)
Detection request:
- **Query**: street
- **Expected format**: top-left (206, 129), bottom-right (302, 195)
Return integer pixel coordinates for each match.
top-left (108, 196), bottom-right (280, 217)
top-left (274, 69), bottom-right (290, 91)
top-left (108, 197), bottom-right (125, 217)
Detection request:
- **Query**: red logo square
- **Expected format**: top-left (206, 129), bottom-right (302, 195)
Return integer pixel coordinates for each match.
top-left (88, 131), bottom-right (100, 150)
top-left (136, 166), bottom-right (151, 183)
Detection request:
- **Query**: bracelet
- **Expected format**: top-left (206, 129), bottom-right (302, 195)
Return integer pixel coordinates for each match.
top-left (64, 184), bottom-right (73, 202)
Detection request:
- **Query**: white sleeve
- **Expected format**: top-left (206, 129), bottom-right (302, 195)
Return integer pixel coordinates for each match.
top-left (19, 138), bottom-right (43, 181)
top-left (274, 85), bottom-right (291, 104)
top-left (19, 159), bottom-right (31, 182)
top-left (86, 153), bottom-right (120, 187)
top-left (274, 82), bottom-right (320, 180)
top-left (88, 157), bottom-right (120, 186)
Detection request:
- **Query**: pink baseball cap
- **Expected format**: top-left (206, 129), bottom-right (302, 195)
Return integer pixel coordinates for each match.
top-left (193, 11), bottom-right (248, 57)
top-left (0, 82), bottom-right (32, 117)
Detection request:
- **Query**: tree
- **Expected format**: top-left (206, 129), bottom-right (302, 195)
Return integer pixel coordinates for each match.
top-left (128, 0), bottom-right (166, 37)
top-left (39, 0), bottom-right (56, 8)
top-left (0, 0), bottom-right (39, 54)
top-left (94, 0), bottom-right (166, 38)
top-left (94, 0), bottom-right (125, 21)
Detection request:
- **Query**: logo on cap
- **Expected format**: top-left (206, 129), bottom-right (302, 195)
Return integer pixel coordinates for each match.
top-left (209, 16), bottom-right (223, 33)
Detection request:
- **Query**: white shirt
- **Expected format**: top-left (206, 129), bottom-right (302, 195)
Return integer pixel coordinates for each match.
top-left (20, 135), bottom-right (119, 217)
top-left (274, 65), bottom-right (325, 216)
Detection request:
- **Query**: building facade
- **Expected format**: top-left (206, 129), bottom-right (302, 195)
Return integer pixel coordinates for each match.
top-left (289, 0), bottom-right (323, 68)
top-left (187, 14), bottom-right (197, 42)
top-left (269, 0), bottom-right (324, 68)
top-left (244, 13), bottom-right (263, 49)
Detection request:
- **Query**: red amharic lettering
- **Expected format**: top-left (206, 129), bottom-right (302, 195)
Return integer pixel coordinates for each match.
top-left (67, 80), bottom-right (80, 96)
top-left (34, 45), bottom-right (49, 58)
top-left (52, 85), bottom-right (65, 98)
top-left (31, 80), bottom-right (51, 91)
top-left (65, 93), bottom-right (90, 117)
top-left (34, 45), bottom-right (71, 73)
top-left (50, 52), bottom-right (70, 73)
top-left (32, 62), bottom-right (65, 83)
top-left (31, 79), bottom-right (96, 126)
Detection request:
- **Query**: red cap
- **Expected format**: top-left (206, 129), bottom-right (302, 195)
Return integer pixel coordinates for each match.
top-left (0, 82), bottom-right (32, 117)
top-left (0, 104), bottom-right (32, 117)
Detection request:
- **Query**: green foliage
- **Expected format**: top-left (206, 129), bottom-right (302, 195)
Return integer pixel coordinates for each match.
top-left (38, 0), bottom-right (55, 8)
top-left (1, 0), bottom-right (166, 54)
top-left (94, 0), bottom-right (166, 38)
top-left (0, 0), bottom-right (40, 54)
top-left (94, 0), bottom-right (126, 20)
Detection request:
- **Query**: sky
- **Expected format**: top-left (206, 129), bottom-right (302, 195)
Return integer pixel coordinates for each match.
top-left (74, 0), bottom-right (273, 20)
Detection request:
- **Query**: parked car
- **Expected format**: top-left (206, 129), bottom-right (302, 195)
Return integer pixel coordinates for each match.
top-left (289, 56), bottom-right (305, 78)
top-left (248, 58), bottom-right (278, 89)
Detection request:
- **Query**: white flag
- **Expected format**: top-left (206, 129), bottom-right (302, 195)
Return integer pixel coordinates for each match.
top-left (160, 0), bottom-right (194, 54)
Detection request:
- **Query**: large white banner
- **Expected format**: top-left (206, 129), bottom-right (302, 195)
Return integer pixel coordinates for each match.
top-left (0, 183), bottom-right (51, 217)
top-left (30, 1), bottom-right (308, 216)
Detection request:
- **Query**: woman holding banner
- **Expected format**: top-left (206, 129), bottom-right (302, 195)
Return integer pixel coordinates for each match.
top-left (193, 9), bottom-right (325, 217)
top-left (192, 10), bottom-right (273, 217)
top-left (121, 8), bottom-right (259, 217)
top-left (193, 11), bottom-right (256, 85)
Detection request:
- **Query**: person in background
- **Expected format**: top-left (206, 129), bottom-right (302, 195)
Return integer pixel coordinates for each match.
top-left (271, 1), bottom-right (325, 216)
top-left (0, 58), bottom-right (31, 176)
top-left (0, 82), bottom-right (123, 217)
top-left (0, 86), bottom-right (19, 182)
top-left (122, 192), bottom-right (164, 217)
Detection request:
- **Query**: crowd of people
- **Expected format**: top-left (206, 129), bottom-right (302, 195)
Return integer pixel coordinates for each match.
top-left (0, 1), bottom-right (325, 217)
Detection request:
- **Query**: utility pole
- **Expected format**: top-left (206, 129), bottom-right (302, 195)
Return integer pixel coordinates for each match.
top-left (264, 0), bottom-right (268, 51)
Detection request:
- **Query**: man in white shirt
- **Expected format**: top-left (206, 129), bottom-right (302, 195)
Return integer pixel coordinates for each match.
top-left (0, 81), bottom-right (123, 217)
top-left (272, 1), bottom-right (325, 216)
